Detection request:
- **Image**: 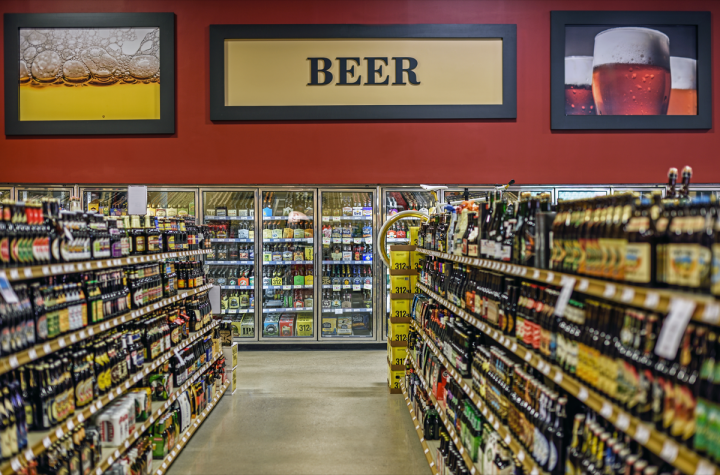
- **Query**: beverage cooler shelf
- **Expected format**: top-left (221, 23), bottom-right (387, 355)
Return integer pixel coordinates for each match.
top-left (263, 216), bottom-right (313, 221)
top-left (219, 285), bottom-right (253, 290)
top-left (2, 249), bottom-right (210, 283)
top-left (416, 282), bottom-right (720, 475)
top-left (416, 248), bottom-right (720, 327)
top-left (321, 308), bottom-right (372, 314)
top-left (322, 238), bottom-right (372, 244)
top-left (0, 320), bottom-right (219, 475)
top-left (0, 283), bottom-right (213, 377)
top-left (321, 216), bottom-right (372, 221)
top-left (206, 260), bottom-right (254, 266)
top-left (410, 321), bottom-right (541, 475)
top-left (406, 352), bottom-right (484, 475)
top-left (263, 307), bottom-right (314, 313)
top-left (263, 285), bottom-right (313, 290)
top-left (204, 216), bottom-right (253, 221)
top-left (264, 260), bottom-right (313, 265)
top-left (264, 238), bottom-right (314, 243)
top-left (323, 260), bottom-right (372, 265)
top-left (220, 309), bottom-right (253, 314)
top-left (209, 238), bottom-right (253, 243)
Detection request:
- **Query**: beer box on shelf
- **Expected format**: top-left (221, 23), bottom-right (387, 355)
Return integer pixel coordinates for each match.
top-left (387, 342), bottom-right (407, 366)
top-left (225, 365), bottom-right (237, 396)
top-left (222, 342), bottom-right (238, 370)
top-left (263, 315), bottom-right (280, 337)
top-left (295, 315), bottom-right (313, 337)
top-left (321, 316), bottom-right (337, 336)
top-left (240, 314), bottom-right (255, 338)
top-left (387, 366), bottom-right (404, 393)
top-left (390, 298), bottom-right (411, 319)
top-left (389, 321), bottom-right (410, 342)
top-left (410, 251), bottom-right (423, 271)
top-left (337, 316), bottom-right (353, 335)
top-left (389, 245), bottom-right (413, 270)
top-left (390, 275), bottom-right (410, 294)
top-left (279, 314), bottom-right (295, 337)
top-left (410, 274), bottom-right (418, 292)
top-left (408, 226), bottom-right (419, 246)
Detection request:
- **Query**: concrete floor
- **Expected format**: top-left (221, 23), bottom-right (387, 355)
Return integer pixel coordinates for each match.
top-left (166, 350), bottom-right (432, 475)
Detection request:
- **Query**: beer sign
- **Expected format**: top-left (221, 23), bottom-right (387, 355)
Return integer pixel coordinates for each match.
top-left (551, 11), bottom-right (711, 130)
top-left (209, 24), bottom-right (517, 121)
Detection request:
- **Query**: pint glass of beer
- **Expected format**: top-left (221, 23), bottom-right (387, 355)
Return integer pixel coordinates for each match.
top-left (565, 56), bottom-right (595, 115)
top-left (667, 57), bottom-right (697, 115)
top-left (592, 27), bottom-right (671, 115)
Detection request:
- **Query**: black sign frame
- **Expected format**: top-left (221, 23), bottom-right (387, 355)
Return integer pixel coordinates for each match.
top-left (209, 24), bottom-right (517, 121)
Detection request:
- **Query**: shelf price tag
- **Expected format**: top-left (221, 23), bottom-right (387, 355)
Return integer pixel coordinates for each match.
top-left (656, 298), bottom-right (696, 360)
top-left (702, 303), bottom-right (720, 324)
top-left (634, 424), bottom-right (650, 444)
top-left (545, 272), bottom-right (555, 283)
top-left (603, 284), bottom-right (616, 298)
top-left (621, 287), bottom-right (635, 303)
top-left (660, 440), bottom-right (678, 463)
top-left (615, 413), bottom-right (630, 431)
top-left (694, 460), bottom-right (715, 475)
top-left (600, 402), bottom-right (613, 419)
top-left (577, 386), bottom-right (588, 402)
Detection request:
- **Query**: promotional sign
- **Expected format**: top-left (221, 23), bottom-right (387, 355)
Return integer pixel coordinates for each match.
top-left (210, 24), bottom-right (517, 121)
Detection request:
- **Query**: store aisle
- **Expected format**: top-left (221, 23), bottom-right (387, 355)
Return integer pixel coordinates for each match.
top-left (167, 350), bottom-right (431, 475)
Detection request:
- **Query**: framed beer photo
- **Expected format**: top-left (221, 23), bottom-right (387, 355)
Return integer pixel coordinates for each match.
top-left (4, 12), bottom-right (175, 135)
top-left (550, 11), bottom-right (711, 130)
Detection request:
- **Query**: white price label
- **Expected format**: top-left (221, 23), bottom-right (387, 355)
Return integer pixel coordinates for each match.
top-left (694, 460), bottom-right (715, 475)
top-left (55, 427), bottom-right (64, 438)
top-left (43, 437), bottom-right (51, 448)
top-left (42, 266), bottom-right (50, 276)
top-left (603, 284), bottom-right (616, 298)
top-left (9, 355), bottom-right (18, 369)
top-left (541, 362), bottom-right (551, 375)
top-left (621, 287), bottom-right (635, 303)
top-left (702, 303), bottom-right (720, 324)
top-left (553, 371), bottom-right (563, 384)
top-left (615, 413), bottom-right (630, 431)
top-left (524, 351), bottom-right (532, 362)
top-left (660, 440), bottom-right (679, 463)
top-left (600, 402), bottom-right (613, 418)
top-left (577, 386), bottom-right (588, 401)
top-left (24, 449), bottom-right (34, 462)
top-left (517, 450), bottom-right (525, 462)
top-left (655, 298), bottom-right (696, 360)
top-left (504, 434), bottom-right (511, 445)
top-left (11, 458), bottom-right (22, 472)
top-left (644, 291), bottom-right (660, 309)
top-left (335, 309), bottom-right (343, 314)
top-left (634, 424), bottom-right (650, 444)
top-left (546, 272), bottom-right (555, 283)
top-left (28, 348), bottom-right (37, 360)
top-left (511, 343), bottom-right (517, 352)
top-left (532, 270), bottom-right (540, 279)
top-left (9, 269), bottom-right (19, 280)
top-left (531, 468), bottom-right (539, 475)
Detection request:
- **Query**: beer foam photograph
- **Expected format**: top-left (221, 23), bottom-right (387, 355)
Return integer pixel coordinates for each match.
top-left (565, 25), bottom-right (696, 116)
top-left (18, 27), bottom-right (161, 121)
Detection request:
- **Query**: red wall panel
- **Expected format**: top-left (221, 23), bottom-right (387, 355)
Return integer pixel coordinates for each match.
top-left (1, 0), bottom-right (717, 185)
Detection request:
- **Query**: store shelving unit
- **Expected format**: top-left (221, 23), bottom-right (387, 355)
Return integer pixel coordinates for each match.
top-left (416, 248), bottom-right (720, 326)
top-left (410, 320), bottom-right (541, 475)
top-left (400, 382), bottom-right (440, 475)
top-left (152, 381), bottom-right (230, 475)
top-left (415, 272), bottom-right (719, 475)
top-left (93, 349), bottom-right (223, 474)
top-left (2, 249), bottom-right (210, 283)
top-left (0, 282), bottom-right (213, 376)
top-left (405, 352), bottom-right (480, 474)
top-left (1, 320), bottom-right (220, 475)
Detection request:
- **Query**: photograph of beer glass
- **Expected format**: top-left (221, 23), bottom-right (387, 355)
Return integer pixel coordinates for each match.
top-left (18, 27), bottom-right (161, 121)
top-left (564, 25), bottom-right (697, 116)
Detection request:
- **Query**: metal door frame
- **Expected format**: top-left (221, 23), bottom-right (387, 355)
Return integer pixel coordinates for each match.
top-left (15, 184), bottom-right (76, 208)
top-left (554, 186), bottom-right (610, 201)
top-left (200, 187), bottom-right (260, 342)
top-left (318, 186), bottom-right (379, 342)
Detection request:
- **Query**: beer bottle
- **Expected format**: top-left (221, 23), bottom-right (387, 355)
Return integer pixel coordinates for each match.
top-left (695, 329), bottom-right (714, 454)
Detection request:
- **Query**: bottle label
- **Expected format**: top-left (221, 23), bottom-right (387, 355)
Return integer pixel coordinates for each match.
top-left (668, 243), bottom-right (711, 288)
top-left (712, 243), bottom-right (720, 295)
top-left (625, 242), bottom-right (651, 283)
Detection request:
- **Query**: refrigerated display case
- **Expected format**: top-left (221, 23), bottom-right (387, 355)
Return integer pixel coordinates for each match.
top-left (202, 189), bottom-right (257, 339)
top-left (259, 189), bottom-right (315, 339)
top-left (319, 189), bottom-right (375, 339)
top-left (611, 185), bottom-right (664, 198)
top-left (0, 188), bottom-right (11, 201)
top-left (556, 186), bottom-right (609, 201)
top-left (81, 187), bottom-right (198, 218)
top-left (16, 186), bottom-right (73, 209)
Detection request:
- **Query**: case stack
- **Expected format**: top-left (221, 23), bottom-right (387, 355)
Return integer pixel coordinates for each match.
top-left (387, 244), bottom-right (420, 394)
top-left (223, 341), bottom-right (238, 396)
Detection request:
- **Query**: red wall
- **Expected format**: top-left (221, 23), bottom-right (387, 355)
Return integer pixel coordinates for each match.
top-left (1, 0), bottom-right (719, 185)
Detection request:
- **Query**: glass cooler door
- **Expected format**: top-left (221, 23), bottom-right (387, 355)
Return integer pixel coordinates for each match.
top-left (259, 189), bottom-right (316, 340)
top-left (319, 189), bottom-right (375, 339)
top-left (202, 189), bottom-right (258, 340)
top-left (17, 186), bottom-right (73, 210)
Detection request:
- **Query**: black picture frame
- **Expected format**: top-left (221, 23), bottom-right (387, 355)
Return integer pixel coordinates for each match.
top-left (4, 12), bottom-right (175, 136)
top-left (209, 24), bottom-right (517, 121)
top-left (551, 11), bottom-right (711, 130)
